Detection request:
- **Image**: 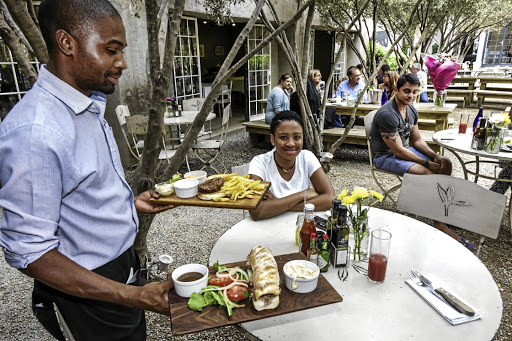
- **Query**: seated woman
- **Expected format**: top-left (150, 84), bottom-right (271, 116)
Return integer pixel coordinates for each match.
top-left (248, 111), bottom-right (335, 220)
top-left (265, 73), bottom-right (295, 124)
top-left (290, 69), bottom-right (339, 128)
top-left (378, 70), bottom-right (399, 99)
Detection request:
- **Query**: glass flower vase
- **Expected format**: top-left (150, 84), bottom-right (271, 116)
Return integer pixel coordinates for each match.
top-left (349, 217), bottom-right (369, 261)
top-left (433, 89), bottom-right (447, 107)
top-left (484, 126), bottom-right (503, 154)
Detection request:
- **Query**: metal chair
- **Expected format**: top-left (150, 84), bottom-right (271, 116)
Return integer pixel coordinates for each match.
top-left (397, 173), bottom-right (506, 257)
top-left (115, 105), bottom-right (144, 159)
top-left (363, 110), bottom-right (402, 204)
top-left (182, 98), bottom-right (205, 111)
top-left (191, 103), bottom-right (231, 173)
top-left (125, 115), bottom-right (176, 164)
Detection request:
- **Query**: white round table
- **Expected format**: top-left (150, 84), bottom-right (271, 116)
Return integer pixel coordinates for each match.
top-left (163, 111), bottom-right (216, 125)
top-left (208, 208), bottom-right (502, 341)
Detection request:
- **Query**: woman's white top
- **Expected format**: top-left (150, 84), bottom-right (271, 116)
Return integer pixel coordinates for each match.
top-left (249, 148), bottom-right (321, 198)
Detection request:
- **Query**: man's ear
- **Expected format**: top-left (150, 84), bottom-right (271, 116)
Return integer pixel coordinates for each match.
top-left (55, 29), bottom-right (76, 57)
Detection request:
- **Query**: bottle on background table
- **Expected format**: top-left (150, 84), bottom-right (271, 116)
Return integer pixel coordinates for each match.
top-left (381, 88), bottom-right (388, 105)
top-left (473, 106), bottom-right (484, 134)
top-left (299, 203), bottom-right (316, 255)
top-left (307, 233), bottom-right (318, 265)
top-left (318, 234), bottom-right (330, 272)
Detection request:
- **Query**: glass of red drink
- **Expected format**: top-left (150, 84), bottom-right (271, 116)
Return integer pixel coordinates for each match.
top-left (367, 230), bottom-right (392, 284)
top-left (458, 113), bottom-right (469, 134)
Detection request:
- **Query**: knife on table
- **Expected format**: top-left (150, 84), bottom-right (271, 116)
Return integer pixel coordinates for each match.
top-left (415, 270), bottom-right (475, 316)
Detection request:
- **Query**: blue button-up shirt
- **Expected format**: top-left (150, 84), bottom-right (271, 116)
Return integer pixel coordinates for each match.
top-left (335, 79), bottom-right (366, 101)
top-left (0, 66), bottom-right (138, 270)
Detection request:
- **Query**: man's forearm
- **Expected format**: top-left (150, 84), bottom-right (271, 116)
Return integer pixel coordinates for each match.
top-left (412, 140), bottom-right (438, 159)
top-left (21, 249), bottom-right (139, 307)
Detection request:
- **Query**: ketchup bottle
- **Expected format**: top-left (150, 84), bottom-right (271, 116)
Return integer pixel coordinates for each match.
top-left (299, 203), bottom-right (316, 255)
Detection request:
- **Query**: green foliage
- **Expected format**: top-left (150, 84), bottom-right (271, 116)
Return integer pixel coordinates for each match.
top-left (367, 42), bottom-right (398, 71)
top-left (202, 0), bottom-right (247, 25)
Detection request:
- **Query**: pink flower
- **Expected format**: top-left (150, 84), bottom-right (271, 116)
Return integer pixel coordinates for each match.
top-left (424, 55), bottom-right (460, 91)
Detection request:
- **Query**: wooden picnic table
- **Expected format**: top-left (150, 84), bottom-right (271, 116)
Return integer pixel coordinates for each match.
top-left (325, 102), bottom-right (457, 132)
top-left (259, 99), bottom-right (456, 132)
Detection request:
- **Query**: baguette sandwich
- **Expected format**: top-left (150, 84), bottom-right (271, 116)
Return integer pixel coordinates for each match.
top-left (247, 246), bottom-right (280, 311)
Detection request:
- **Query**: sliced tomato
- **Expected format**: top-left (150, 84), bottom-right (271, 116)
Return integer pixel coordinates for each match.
top-left (226, 284), bottom-right (249, 301)
top-left (208, 274), bottom-right (233, 287)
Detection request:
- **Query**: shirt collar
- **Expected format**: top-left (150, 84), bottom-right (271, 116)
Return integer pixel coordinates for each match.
top-left (36, 65), bottom-right (107, 115)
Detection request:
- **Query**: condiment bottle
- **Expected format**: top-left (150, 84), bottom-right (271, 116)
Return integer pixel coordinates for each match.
top-left (318, 234), bottom-right (330, 272)
top-left (330, 205), bottom-right (350, 267)
top-left (307, 233), bottom-right (318, 265)
top-left (299, 203), bottom-right (316, 255)
top-left (472, 117), bottom-right (487, 150)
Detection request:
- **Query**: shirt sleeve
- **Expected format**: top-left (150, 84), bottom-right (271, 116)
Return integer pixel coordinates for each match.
top-left (248, 154), bottom-right (267, 180)
top-left (303, 150), bottom-right (321, 177)
top-left (377, 110), bottom-right (400, 134)
top-left (0, 124), bottom-right (67, 268)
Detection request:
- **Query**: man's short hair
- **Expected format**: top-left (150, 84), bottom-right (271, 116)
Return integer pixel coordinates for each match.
top-left (39, 0), bottom-right (121, 54)
top-left (380, 64), bottom-right (390, 73)
top-left (411, 63), bottom-right (422, 70)
top-left (347, 66), bottom-right (359, 77)
top-left (396, 73), bottom-right (420, 90)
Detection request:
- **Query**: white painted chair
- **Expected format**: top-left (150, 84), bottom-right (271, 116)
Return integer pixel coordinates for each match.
top-left (232, 162), bottom-right (251, 218)
top-left (191, 104), bottom-right (231, 173)
top-left (363, 110), bottom-right (402, 204)
top-left (397, 173), bottom-right (507, 256)
top-left (231, 162), bottom-right (250, 176)
top-left (124, 115), bottom-right (176, 164)
top-left (115, 105), bottom-right (144, 159)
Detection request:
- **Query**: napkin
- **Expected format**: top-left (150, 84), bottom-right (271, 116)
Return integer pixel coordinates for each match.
top-left (406, 278), bottom-right (481, 325)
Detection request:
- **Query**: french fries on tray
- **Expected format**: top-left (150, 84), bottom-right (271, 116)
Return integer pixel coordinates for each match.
top-left (206, 173), bottom-right (266, 202)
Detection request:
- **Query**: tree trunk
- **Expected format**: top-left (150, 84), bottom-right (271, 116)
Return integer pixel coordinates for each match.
top-left (3, 0), bottom-right (47, 63)
top-left (0, 13), bottom-right (38, 85)
top-left (327, 0), bottom-right (424, 154)
top-left (132, 0), bottom-right (185, 265)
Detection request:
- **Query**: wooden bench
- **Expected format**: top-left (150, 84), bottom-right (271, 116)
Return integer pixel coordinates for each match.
top-left (474, 89), bottom-right (512, 107)
top-left (426, 88), bottom-right (473, 108)
top-left (242, 120), bottom-right (440, 153)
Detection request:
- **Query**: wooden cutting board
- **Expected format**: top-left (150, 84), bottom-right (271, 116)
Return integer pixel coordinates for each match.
top-left (151, 181), bottom-right (270, 210)
top-left (168, 252), bottom-right (343, 336)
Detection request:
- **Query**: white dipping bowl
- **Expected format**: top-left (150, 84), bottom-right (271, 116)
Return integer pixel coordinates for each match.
top-left (154, 182), bottom-right (174, 196)
top-left (171, 264), bottom-right (209, 298)
top-left (184, 170), bottom-right (207, 184)
top-left (283, 260), bottom-right (320, 294)
top-left (173, 178), bottom-right (199, 198)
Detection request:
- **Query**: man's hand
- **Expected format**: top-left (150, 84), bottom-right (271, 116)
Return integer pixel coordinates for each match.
top-left (426, 160), bottom-right (441, 172)
top-left (135, 190), bottom-right (174, 214)
top-left (136, 280), bottom-right (174, 315)
top-left (433, 155), bottom-right (450, 172)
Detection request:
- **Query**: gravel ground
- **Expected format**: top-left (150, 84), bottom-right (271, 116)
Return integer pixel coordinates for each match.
top-left (1, 100), bottom-right (511, 340)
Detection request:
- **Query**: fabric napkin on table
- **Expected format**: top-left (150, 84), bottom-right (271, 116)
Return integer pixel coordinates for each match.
top-left (406, 278), bottom-right (481, 325)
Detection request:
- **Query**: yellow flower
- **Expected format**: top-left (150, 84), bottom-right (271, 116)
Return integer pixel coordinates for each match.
top-left (337, 189), bottom-right (348, 200)
top-left (342, 195), bottom-right (356, 205)
top-left (504, 113), bottom-right (511, 125)
top-left (370, 190), bottom-right (384, 202)
top-left (351, 187), bottom-right (369, 200)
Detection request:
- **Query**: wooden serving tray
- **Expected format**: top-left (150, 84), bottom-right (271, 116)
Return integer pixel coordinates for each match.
top-left (168, 252), bottom-right (343, 336)
top-left (151, 181), bottom-right (270, 210)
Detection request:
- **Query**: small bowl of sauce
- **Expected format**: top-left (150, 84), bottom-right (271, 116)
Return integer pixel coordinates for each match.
top-left (171, 264), bottom-right (208, 298)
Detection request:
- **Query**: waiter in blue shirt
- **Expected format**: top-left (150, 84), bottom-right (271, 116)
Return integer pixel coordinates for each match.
top-left (0, 0), bottom-right (174, 340)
